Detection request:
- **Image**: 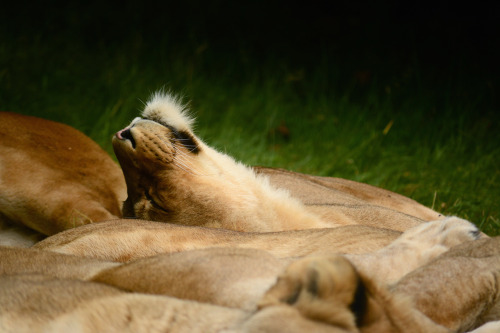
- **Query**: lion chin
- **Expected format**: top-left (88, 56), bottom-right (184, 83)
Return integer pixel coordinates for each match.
top-left (112, 91), bottom-right (442, 233)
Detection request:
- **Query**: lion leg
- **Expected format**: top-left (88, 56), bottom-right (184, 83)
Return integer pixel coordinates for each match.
top-left (258, 255), bottom-right (450, 333)
top-left (258, 255), bottom-right (362, 331)
top-left (347, 216), bottom-right (481, 284)
top-left (394, 237), bottom-right (500, 332)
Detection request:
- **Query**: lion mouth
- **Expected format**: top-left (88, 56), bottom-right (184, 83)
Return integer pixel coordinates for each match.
top-left (116, 127), bottom-right (136, 149)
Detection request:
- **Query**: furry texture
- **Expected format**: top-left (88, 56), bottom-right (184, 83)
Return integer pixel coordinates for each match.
top-left (259, 236), bottom-right (500, 333)
top-left (112, 91), bottom-right (441, 232)
top-left (3, 219), bottom-right (496, 332)
top-left (32, 217), bottom-right (480, 312)
top-left (142, 91), bottom-right (195, 133)
top-left (2, 95), bottom-right (497, 332)
top-left (0, 112), bottom-right (126, 239)
top-left (34, 220), bottom-right (401, 261)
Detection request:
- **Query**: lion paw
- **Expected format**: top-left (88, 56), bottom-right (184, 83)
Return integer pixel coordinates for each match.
top-left (356, 217), bottom-right (484, 283)
top-left (258, 255), bottom-right (364, 330)
top-left (393, 216), bottom-right (481, 250)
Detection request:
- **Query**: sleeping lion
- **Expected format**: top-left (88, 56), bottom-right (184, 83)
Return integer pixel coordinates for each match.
top-left (0, 112), bottom-right (126, 245)
top-left (259, 236), bottom-right (500, 333)
top-left (1, 218), bottom-right (499, 332)
top-left (112, 92), bottom-right (441, 232)
top-left (1, 98), bottom-right (441, 245)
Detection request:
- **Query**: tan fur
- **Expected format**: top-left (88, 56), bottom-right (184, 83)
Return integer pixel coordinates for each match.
top-left (346, 216), bottom-right (482, 284)
top-left (1, 99), bottom-right (495, 332)
top-left (1, 273), bottom-right (373, 333)
top-left (393, 237), bottom-right (500, 332)
top-left (91, 247), bottom-right (289, 310)
top-left (259, 238), bottom-right (500, 332)
top-left (0, 220), bottom-right (44, 247)
top-left (0, 274), bottom-right (250, 333)
top-left (34, 218), bottom-right (403, 261)
top-left (255, 166), bottom-right (442, 225)
top-left (1, 219), bottom-right (495, 332)
top-left (0, 246), bottom-right (119, 280)
top-left (32, 218), bottom-right (479, 312)
top-left (0, 112), bottom-right (126, 239)
top-left (112, 92), bottom-right (441, 232)
top-left (34, 217), bottom-right (478, 289)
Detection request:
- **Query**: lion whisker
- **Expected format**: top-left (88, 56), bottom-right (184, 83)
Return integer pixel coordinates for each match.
top-left (172, 155), bottom-right (194, 170)
top-left (171, 138), bottom-right (195, 143)
top-left (172, 152), bottom-right (206, 176)
top-left (171, 158), bottom-right (199, 175)
top-left (170, 139), bottom-right (199, 152)
top-left (163, 139), bottom-right (197, 155)
top-left (173, 146), bottom-right (206, 165)
top-left (173, 149), bottom-right (196, 163)
top-left (173, 154), bottom-right (213, 177)
top-left (158, 139), bottom-right (212, 177)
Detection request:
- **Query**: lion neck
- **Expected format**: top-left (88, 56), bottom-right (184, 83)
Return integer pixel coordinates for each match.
top-left (189, 145), bottom-right (330, 232)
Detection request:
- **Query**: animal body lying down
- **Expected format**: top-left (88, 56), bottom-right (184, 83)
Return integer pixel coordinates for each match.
top-left (0, 112), bottom-right (126, 245)
top-left (1, 94), bottom-right (495, 332)
top-left (1, 98), bottom-right (443, 248)
top-left (260, 236), bottom-right (500, 333)
top-left (1, 218), bottom-right (499, 332)
top-left (112, 92), bottom-right (442, 232)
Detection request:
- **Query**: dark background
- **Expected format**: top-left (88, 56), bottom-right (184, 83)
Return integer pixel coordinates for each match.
top-left (2, 0), bottom-right (498, 110)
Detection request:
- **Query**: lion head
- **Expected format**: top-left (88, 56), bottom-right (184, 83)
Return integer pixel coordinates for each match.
top-left (112, 92), bottom-right (440, 232)
top-left (113, 92), bottom-right (325, 232)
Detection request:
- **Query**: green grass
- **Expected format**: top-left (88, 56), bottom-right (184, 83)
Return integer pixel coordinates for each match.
top-left (1, 32), bottom-right (499, 235)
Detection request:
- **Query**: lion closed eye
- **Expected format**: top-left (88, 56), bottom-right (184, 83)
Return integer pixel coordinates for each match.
top-left (112, 92), bottom-right (441, 233)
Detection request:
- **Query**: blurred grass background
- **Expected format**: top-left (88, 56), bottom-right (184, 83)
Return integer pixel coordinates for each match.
top-left (1, 1), bottom-right (499, 234)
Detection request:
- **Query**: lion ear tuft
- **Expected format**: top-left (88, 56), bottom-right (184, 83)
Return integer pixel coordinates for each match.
top-left (142, 91), bottom-right (195, 133)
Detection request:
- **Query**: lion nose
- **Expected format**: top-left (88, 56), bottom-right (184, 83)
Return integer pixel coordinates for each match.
top-left (117, 128), bottom-right (136, 149)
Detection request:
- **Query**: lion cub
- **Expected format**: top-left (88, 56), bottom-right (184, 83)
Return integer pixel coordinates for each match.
top-left (112, 92), bottom-right (441, 232)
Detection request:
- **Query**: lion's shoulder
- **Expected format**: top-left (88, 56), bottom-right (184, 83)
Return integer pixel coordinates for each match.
top-left (0, 112), bottom-right (126, 238)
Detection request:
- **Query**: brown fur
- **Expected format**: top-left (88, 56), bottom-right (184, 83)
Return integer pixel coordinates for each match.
top-left (393, 237), bottom-right (500, 332)
top-left (91, 247), bottom-right (288, 310)
top-left (260, 238), bottom-right (500, 332)
top-left (31, 217), bottom-right (479, 313)
top-left (0, 99), bottom-right (494, 332)
top-left (2, 272), bottom-right (496, 333)
top-left (2, 229), bottom-right (495, 332)
top-left (0, 274), bottom-right (250, 333)
top-left (2, 271), bottom-right (385, 333)
top-left (0, 246), bottom-right (119, 279)
top-left (346, 216), bottom-right (483, 284)
top-left (255, 166), bottom-right (441, 224)
top-left (112, 93), bottom-right (441, 232)
top-left (0, 112), bottom-right (126, 239)
top-left (34, 218), bottom-right (402, 261)
top-left (259, 254), bottom-right (451, 333)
